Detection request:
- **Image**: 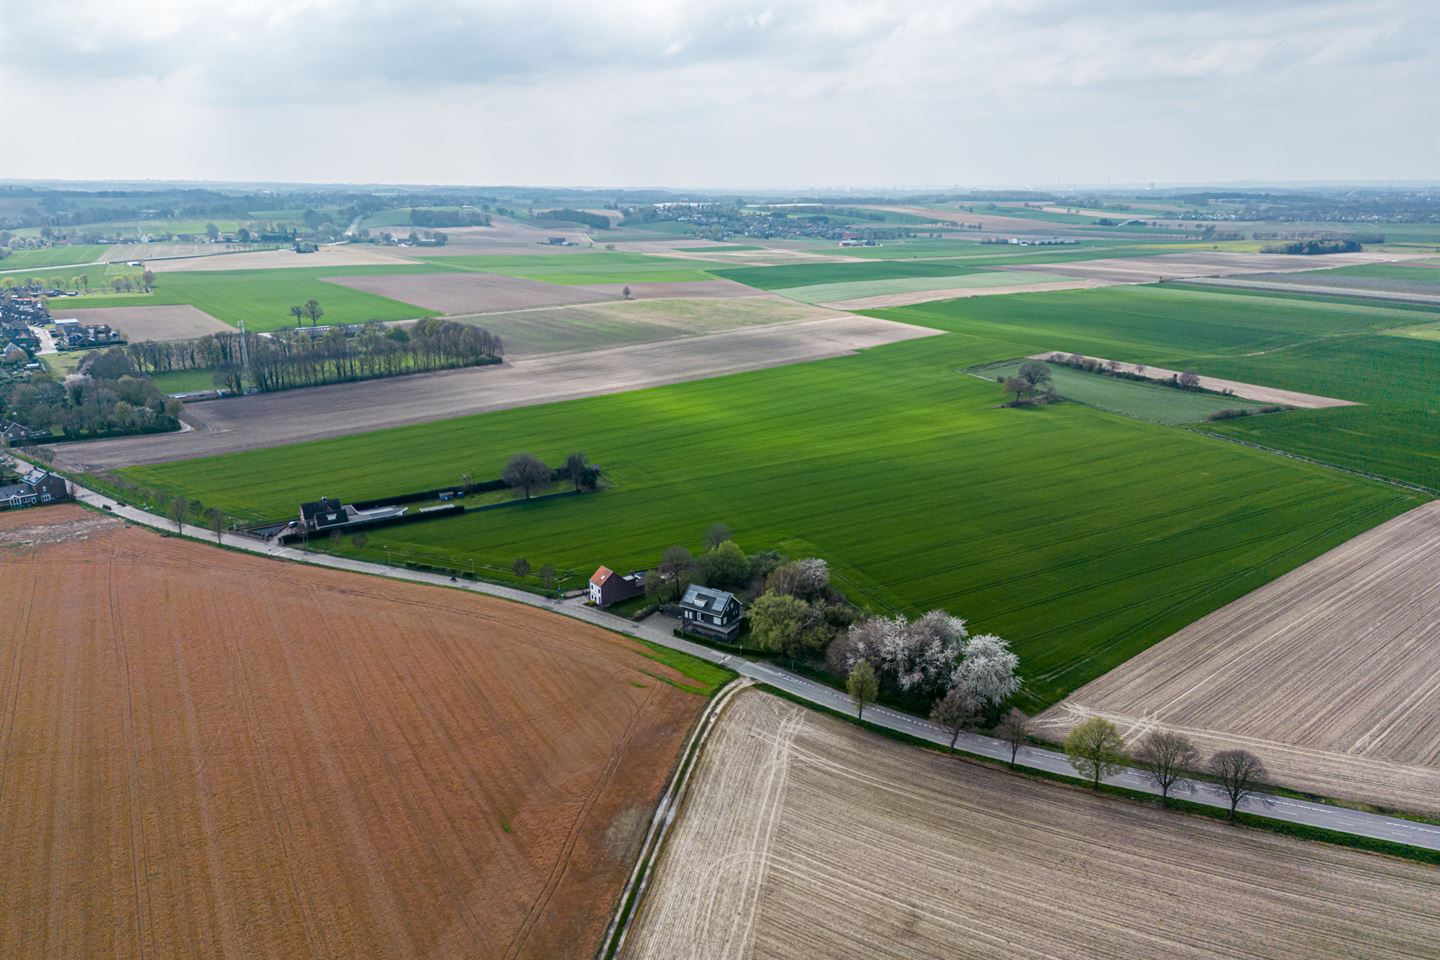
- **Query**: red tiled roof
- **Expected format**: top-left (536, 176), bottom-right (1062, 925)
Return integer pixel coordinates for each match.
top-left (590, 565), bottom-right (614, 586)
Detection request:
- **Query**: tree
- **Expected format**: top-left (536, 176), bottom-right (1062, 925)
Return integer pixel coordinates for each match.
top-left (847, 660), bottom-right (878, 719)
top-left (303, 299), bottom-right (324, 327)
top-left (765, 557), bottom-right (829, 600)
top-left (289, 304), bottom-right (305, 328)
top-left (1177, 370), bottom-right (1201, 389)
top-left (1063, 716), bottom-right (1126, 789)
top-left (539, 564), bottom-right (557, 592)
top-left (952, 634), bottom-right (1021, 706)
top-left (1004, 361), bottom-right (1053, 406)
top-left (502, 453), bottom-right (550, 499)
top-left (563, 452), bottom-right (591, 492)
top-left (351, 531), bottom-right (368, 552)
top-left (748, 591), bottom-right (826, 661)
top-left (512, 557), bottom-right (531, 578)
top-left (994, 708), bottom-right (1031, 768)
top-left (205, 506), bottom-right (226, 543)
top-left (1133, 730), bottom-right (1199, 803)
top-left (1208, 749), bottom-right (1268, 821)
top-left (704, 521), bottom-right (732, 550)
top-left (167, 495), bottom-right (190, 532)
top-left (141, 270), bottom-right (155, 292)
top-left (699, 539), bottom-right (749, 591)
top-left (658, 545), bottom-right (697, 600)
top-left (622, 285), bottom-right (632, 299)
top-left (930, 685), bottom-right (980, 751)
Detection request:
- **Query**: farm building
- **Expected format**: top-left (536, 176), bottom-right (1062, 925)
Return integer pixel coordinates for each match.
top-left (296, 497), bottom-right (407, 535)
top-left (588, 566), bottom-right (646, 608)
top-left (677, 584), bottom-right (744, 641)
top-left (0, 469), bottom-right (70, 511)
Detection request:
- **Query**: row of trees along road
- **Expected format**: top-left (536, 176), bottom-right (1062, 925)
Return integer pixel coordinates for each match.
top-left (1064, 717), bottom-right (1269, 820)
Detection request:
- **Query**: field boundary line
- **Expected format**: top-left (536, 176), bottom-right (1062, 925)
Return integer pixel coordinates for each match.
top-left (597, 677), bottom-right (753, 960)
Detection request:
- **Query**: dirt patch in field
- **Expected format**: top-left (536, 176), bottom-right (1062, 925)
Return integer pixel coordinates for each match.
top-left (1028, 351), bottom-right (1357, 408)
top-left (0, 505), bottom-right (703, 960)
top-left (623, 690), bottom-right (1440, 960)
top-left (1039, 500), bottom-right (1440, 815)
top-left (326, 271), bottom-right (617, 313)
top-left (151, 245), bottom-right (421, 273)
top-left (49, 315), bottom-right (942, 469)
top-left (59, 304), bottom-right (231, 341)
top-left (824, 276), bottom-right (1114, 309)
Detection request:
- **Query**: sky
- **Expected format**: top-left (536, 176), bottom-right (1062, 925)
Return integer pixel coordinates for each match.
top-left (2, 0), bottom-right (1436, 189)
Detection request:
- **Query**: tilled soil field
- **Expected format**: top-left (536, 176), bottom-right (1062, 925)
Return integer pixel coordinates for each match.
top-left (325, 271), bottom-right (618, 313)
top-left (1039, 500), bottom-right (1440, 814)
top-left (0, 506), bottom-right (705, 960)
top-left (623, 690), bottom-right (1440, 960)
top-left (59, 304), bottom-right (232, 341)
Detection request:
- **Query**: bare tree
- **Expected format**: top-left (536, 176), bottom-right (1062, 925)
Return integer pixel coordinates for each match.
top-left (929, 685), bottom-right (980, 751)
top-left (705, 521), bottom-right (733, 550)
top-left (512, 557), bottom-right (531, 578)
top-left (1208, 749), bottom-right (1268, 821)
top-left (847, 660), bottom-right (878, 720)
top-left (994, 708), bottom-right (1031, 769)
top-left (303, 299), bottom-right (324, 327)
top-left (289, 304), bottom-right (305, 328)
top-left (205, 506), bottom-right (226, 543)
top-left (502, 453), bottom-right (551, 499)
top-left (1063, 716), bottom-right (1126, 789)
top-left (1134, 730), bottom-right (1200, 803)
top-left (539, 564), bottom-right (557, 592)
top-left (167, 495), bottom-right (190, 532)
top-left (459, 471), bottom-right (475, 494)
top-left (1178, 370), bottom-right (1201, 389)
top-left (658, 545), bottom-right (697, 600)
top-left (563, 452), bottom-right (591, 492)
top-left (351, 531), bottom-right (368, 552)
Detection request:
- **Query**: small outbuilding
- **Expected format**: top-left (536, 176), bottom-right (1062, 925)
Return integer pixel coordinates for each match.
top-left (677, 584), bottom-right (744, 641)
top-left (589, 565), bottom-right (645, 608)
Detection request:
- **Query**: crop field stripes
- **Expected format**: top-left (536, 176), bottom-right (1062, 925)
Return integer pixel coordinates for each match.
top-left (1186, 429), bottom-right (1439, 497)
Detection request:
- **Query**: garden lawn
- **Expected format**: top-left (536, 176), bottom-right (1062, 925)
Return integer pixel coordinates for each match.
top-left (120, 293), bottom-right (1422, 710)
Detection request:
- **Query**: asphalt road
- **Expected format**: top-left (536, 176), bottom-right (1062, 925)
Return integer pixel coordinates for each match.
top-left (21, 459), bottom-right (1439, 854)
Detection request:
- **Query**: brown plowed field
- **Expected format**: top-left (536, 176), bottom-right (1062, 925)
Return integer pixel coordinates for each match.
top-left (0, 505), bottom-right (704, 960)
top-left (325, 271), bottom-right (617, 313)
top-left (623, 690), bottom-right (1440, 960)
top-left (61, 304), bottom-right (232, 341)
top-left (1039, 500), bottom-right (1440, 815)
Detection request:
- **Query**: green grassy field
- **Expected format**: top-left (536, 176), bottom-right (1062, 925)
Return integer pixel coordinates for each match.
top-left (974, 360), bottom-right (1268, 424)
top-left (51, 265), bottom-right (448, 332)
top-left (417, 252), bottom-right (715, 284)
top-left (774, 271), bottom-right (1066, 304)
top-left (149, 368), bottom-right (222, 393)
top-left (1321, 262), bottom-right (1440, 283)
top-left (0, 245), bottom-right (112, 270)
top-left (120, 282), bottom-right (1427, 710)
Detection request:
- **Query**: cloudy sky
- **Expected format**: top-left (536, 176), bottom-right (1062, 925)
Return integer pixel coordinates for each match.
top-left (3, 0), bottom-right (1435, 189)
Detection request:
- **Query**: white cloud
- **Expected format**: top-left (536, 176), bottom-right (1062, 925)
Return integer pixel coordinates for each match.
top-left (2, 0), bottom-right (1434, 185)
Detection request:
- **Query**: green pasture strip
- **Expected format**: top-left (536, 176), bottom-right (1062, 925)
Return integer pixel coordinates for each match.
top-left (42, 264), bottom-right (452, 332)
top-left (775, 271), bottom-right (1066, 304)
top-left (149, 368), bottom-right (222, 394)
top-left (122, 291), bottom-right (1421, 710)
top-left (0, 245), bottom-right (112, 270)
top-left (974, 360), bottom-right (1269, 424)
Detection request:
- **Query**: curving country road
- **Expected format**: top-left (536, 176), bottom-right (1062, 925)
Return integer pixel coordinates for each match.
top-left (15, 455), bottom-right (1438, 853)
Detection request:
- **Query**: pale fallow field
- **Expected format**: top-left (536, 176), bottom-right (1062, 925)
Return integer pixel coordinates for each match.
top-left (1039, 500), bottom-right (1440, 815)
top-left (622, 690), bottom-right (1440, 960)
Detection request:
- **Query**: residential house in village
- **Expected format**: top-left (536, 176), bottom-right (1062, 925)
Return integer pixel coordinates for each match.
top-left (677, 584), bottom-right (744, 641)
top-left (0, 469), bottom-right (70, 511)
top-left (588, 565), bottom-right (645, 608)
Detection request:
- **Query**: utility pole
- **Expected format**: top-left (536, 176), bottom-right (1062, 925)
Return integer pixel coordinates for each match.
top-left (237, 318), bottom-right (252, 392)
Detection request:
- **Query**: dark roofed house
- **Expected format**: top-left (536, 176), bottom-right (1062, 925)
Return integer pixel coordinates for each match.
top-left (0, 469), bottom-right (68, 510)
top-left (299, 497), bottom-right (348, 531)
top-left (589, 565), bottom-right (645, 608)
top-left (677, 584), bottom-right (744, 641)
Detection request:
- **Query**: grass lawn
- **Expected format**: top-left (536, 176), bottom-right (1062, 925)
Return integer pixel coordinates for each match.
top-left (149, 368), bottom-right (222, 394)
top-left (416, 252), bottom-right (715, 285)
top-left (774, 271), bottom-right (1065, 304)
top-left (0, 245), bottom-right (112, 270)
top-left (973, 360), bottom-right (1269, 424)
top-left (50, 265), bottom-right (449, 332)
top-left (121, 282), bottom-right (1426, 710)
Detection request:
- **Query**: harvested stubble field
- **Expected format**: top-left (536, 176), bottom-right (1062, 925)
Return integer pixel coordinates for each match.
top-left (623, 690), bottom-right (1440, 960)
top-left (61, 304), bottom-right (232, 341)
top-left (0, 505), bottom-right (713, 960)
top-left (1039, 500), bottom-right (1440, 814)
top-left (325, 270), bottom-right (617, 313)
